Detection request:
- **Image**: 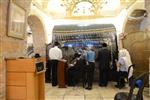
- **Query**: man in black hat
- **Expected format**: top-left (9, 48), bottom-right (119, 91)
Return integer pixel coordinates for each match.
top-left (97, 43), bottom-right (111, 87)
top-left (49, 42), bottom-right (62, 86)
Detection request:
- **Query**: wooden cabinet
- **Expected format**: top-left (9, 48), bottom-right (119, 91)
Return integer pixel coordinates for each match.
top-left (6, 58), bottom-right (46, 100)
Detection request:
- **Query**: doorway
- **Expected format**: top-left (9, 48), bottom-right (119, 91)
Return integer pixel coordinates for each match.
top-left (27, 15), bottom-right (46, 57)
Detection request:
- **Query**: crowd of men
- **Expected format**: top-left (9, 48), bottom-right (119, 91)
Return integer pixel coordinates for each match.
top-left (45, 41), bottom-right (133, 90)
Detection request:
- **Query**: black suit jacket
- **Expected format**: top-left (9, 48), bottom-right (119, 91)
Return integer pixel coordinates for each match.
top-left (97, 47), bottom-right (111, 70)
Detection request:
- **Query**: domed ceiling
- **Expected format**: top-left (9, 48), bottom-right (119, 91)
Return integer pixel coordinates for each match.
top-left (32, 0), bottom-right (137, 19)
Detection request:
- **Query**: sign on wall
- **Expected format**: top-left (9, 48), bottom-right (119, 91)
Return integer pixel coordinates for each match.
top-left (7, 0), bottom-right (26, 39)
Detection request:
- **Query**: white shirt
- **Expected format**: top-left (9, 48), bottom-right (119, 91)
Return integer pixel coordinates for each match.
top-left (49, 46), bottom-right (62, 60)
top-left (46, 44), bottom-right (53, 60)
top-left (128, 66), bottom-right (133, 79)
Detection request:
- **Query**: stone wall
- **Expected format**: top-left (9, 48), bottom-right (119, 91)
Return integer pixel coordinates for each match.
top-left (124, 20), bottom-right (141, 33)
top-left (146, 0), bottom-right (150, 32)
top-left (145, 0), bottom-right (150, 69)
top-left (0, 0), bottom-right (31, 99)
top-left (145, 0), bottom-right (150, 90)
top-left (122, 0), bottom-right (150, 76)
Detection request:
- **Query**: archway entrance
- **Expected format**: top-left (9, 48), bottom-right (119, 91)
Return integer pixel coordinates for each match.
top-left (27, 15), bottom-right (46, 57)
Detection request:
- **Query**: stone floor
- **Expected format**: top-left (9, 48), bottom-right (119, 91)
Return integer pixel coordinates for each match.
top-left (45, 82), bottom-right (150, 100)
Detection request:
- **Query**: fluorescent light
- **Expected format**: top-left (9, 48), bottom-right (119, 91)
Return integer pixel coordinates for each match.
top-left (77, 24), bottom-right (91, 26)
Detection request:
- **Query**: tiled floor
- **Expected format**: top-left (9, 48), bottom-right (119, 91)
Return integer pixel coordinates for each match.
top-left (45, 82), bottom-right (150, 100)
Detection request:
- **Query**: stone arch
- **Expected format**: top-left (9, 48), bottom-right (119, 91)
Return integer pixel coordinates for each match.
top-left (122, 31), bottom-right (149, 75)
top-left (121, 0), bottom-right (146, 33)
top-left (121, 8), bottom-right (149, 75)
top-left (27, 15), bottom-right (46, 57)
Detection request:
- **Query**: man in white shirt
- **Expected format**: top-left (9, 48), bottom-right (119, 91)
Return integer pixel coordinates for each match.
top-left (49, 42), bottom-right (62, 86)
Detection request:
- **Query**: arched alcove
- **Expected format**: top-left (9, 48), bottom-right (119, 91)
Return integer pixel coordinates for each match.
top-left (122, 32), bottom-right (149, 75)
top-left (120, 8), bottom-right (149, 75)
top-left (122, 9), bottom-right (149, 75)
top-left (27, 15), bottom-right (46, 57)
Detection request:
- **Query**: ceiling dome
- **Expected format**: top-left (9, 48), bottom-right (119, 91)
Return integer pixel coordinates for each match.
top-left (47, 0), bottom-right (66, 17)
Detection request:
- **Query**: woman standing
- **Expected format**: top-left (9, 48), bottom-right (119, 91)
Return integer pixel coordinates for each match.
top-left (115, 48), bottom-right (132, 89)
